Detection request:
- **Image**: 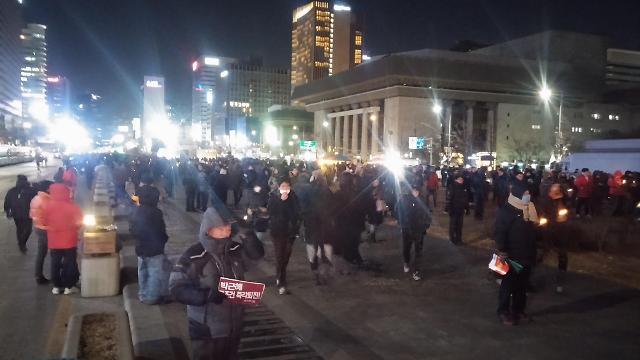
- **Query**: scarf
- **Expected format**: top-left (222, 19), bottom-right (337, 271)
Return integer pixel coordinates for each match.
top-left (507, 194), bottom-right (539, 223)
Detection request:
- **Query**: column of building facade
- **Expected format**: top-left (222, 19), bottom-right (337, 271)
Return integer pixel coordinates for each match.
top-left (464, 101), bottom-right (475, 157)
top-left (334, 116), bottom-right (341, 154)
top-left (443, 101), bottom-right (453, 156)
top-left (486, 103), bottom-right (496, 155)
top-left (360, 110), bottom-right (369, 160)
top-left (342, 114), bottom-right (350, 155)
top-left (370, 109), bottom-right (380, 155)
top-left (351, 112), bottom-right (359, 155)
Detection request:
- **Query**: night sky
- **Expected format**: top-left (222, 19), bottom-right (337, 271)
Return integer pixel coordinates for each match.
top-left (22, 0), bottom-right (640, 120)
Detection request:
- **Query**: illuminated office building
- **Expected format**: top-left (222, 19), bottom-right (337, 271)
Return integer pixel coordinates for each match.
top-left (291, 2), bottom-right (363, 91)
top-left (21, 23), bottom-right (47, 123)
top-left (46, 75), bottom-right (71, 120)
top-left (0, 0), bottom-right (23, 141)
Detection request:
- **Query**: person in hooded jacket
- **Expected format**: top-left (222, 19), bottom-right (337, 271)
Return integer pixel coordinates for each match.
top-left (494, 168), bottom-right (510, 208)
top-left (130, 185), bottom-right (170, 304)
top-left (267, 178), bottom-right (300, 295)
top-left (608, 170), bottom-right (626, 216)
top-left (303, 171), bottom-right (333, 285)
top-left (4, 175), bottom-right (37, 253)
top-left (169, 206), bottom-right (264, 360)
top-left (30, 180), bottom-right (53, 284)
top-left (445, 172), bottom-right (469, 245)
top-left (42, 183), bottom-right (83, 295)
top-left (396, 183), bottom-right (432, 281)
top-left (539, 183), bottom-right (570, 294)
top-left (494, 179), bottom-right (539, 325)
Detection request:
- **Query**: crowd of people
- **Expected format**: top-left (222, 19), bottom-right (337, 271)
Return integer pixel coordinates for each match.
top-left (4, 152), bottom-right (639, 358)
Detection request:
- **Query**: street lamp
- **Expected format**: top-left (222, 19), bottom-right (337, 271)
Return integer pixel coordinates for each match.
top-left (432, 104), bottom-right (442, 114)
top-left (539, 85), bottom-right (564, 150)
top-left (322, 121), bottom-right (329, 127)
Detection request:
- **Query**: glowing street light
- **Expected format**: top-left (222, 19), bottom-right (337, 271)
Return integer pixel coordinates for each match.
top-left (539, 86), bottom-right (552, 102)
top-left (432, 103), bottom-right (443, 114)
top-left (322, 121), bottom-right (329, 127)
top-left (370, 114), bottom-right (377, 121)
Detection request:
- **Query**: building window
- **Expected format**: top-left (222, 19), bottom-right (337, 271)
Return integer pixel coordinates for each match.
top-left (531, 124), bottom-right (541, 130)
top-left (607, 114), bottom-right (620, 120)
top-left (590, 128), bottom-right (601, 133)
top-left (591, 113), bottom-right (601, 119)
top-left (571, 127), bottom-right (583, 133)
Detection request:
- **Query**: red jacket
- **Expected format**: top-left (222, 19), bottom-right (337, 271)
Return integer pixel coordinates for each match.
top-left (608, 171), bottom-right (625, 196)
top-left (42, 184), bottom-right (83, 249)
top-left (574, 174), bottom-right (593, 198)
top-left (426, 173), bottom-right (439, 190)
top-left (29, 191), bottom-right (50, 230)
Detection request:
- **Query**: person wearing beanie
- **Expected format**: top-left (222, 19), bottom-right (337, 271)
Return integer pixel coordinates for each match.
top-left (30, 180), bottom-right (53, 284)
top-left (396, 182), bottom-right (432, 281)
top-left (445, 172), bottom-right (469, 245)
top-left (4, 175), bottom-right (37, 253)
top-left (494, 178), bottom-right (539, 325)
top-left (135, 172), bottom-right (161, 208)
top-left (130, 185), bottom-right (170, 304)
top-left (267, 177), bottom-right (300, 295)
top-left (170, 206), bottom-right (264, 359)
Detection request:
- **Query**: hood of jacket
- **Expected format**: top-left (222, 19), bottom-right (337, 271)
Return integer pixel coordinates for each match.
top-left (49, 183), bottom-right (71, 202)
top-left (198, 207), bottom-right (233, 255)
top-left (16, 175), bottom-right (29, 189)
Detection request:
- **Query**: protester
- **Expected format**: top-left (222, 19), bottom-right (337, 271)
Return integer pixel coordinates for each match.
top-left (303, 171), bottom-right (333, 285)
top-left (425, 167), bottom-right (439, 209)
top-left (494, 168), bottom-right (509, 207)
top-left (445, 173), bottom-right (469, 245)
top-left (170, 206), bottom-right (264, 360)
top-left (540, 183), bottom-right (570, 293)
top-left (396, 183), bottom-right (432, 281)
top-left (4, 175), bottom-right (37, 253)
top-left (574, 168), bottom-right (593, 218)
top-left (130, 183), bottom-right (170, 305)
top-left (494, 179), bottom-right (538, 325)
top-left (182, 161), bottom-right (198, 212)
top-left (267, 178), bottom-right (300, 295)
top-left (42, 183), bottom-right (83, 295)
top-left (471, 167), bottom-right (487, 220)
top-left (197, 164), bottom-right (210, 212)
top-left (30, 180), bottom-right (53, 284)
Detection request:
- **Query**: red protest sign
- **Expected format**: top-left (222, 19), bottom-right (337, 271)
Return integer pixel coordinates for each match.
top-left (218, 277), bottom-right (266, 305)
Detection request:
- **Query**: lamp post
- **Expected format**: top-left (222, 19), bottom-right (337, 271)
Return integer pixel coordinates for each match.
top-left (432, 103), bottom-right (445, 163)
top-left (539, 86), bottom-right (564, 155)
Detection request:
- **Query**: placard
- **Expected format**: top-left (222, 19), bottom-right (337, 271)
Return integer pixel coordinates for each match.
top-left (218, 277), bottom-right (265, 305)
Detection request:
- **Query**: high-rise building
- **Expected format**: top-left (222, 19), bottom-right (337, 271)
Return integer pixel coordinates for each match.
top-left (218, 61), bottom-right (290, 143)
top-left (21, 23), bottom-right (47, 122)
top-left (332, 3), bottom-right (363, 74)
top-left (74, 92), bottom-right (104, 142)
top-left (191, 55), bottom-right (235, 144)
top-left (47, 75), bottom-right (71, 120)
top-left (192, 56), bottom-right (290, 145)
top-left (0, 0), bottom-right (24, 142)
top-left (142, 76), bottom-right (165, 146)
top-left (290, 2), bottom-right (363, 90)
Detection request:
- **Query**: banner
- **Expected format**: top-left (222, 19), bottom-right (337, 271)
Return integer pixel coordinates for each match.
top-left (218, 277), bottom-right (265, 305)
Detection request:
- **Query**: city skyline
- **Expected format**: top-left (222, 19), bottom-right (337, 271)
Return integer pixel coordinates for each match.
top-left (21, 0), bottom-right (640, 120)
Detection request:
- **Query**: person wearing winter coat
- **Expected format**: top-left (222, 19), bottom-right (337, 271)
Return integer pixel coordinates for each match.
top-left (331, 172), bottom-right (367, 267)
top-left (539, 183), bottom-right (570, 293)
top-left (445, 173), bottom-right (469, 245)
top-left (197, 165), bottom-right (210, 212)
top-left (4, 175), bottom-right (37, 253)
top-left (396, 183), bottom-right (432, 281)
top-left (471, 167), bottom-right (487, 220)
top-left (494, 179), bottom-right (539, 325)
top-left (365, 178), bottom-right (385, 242)
top-left (425, 169), bottom-right (439, 209)
top-left (303, 173), bottom-right (333, 285)
top-left (30, 180), bottom-right (53, 284)
top-left (267, 178), bottom-right (300, 295)
top-left (169, 206), bottom-right (264, 360)
top-left (42, 184), bottom-right (83, 295)
top-left (608, 170), bottom-right (626, 216)
top-left (494, 168), bottom-right (509, 208)
top-left (574, 168), bottom-right (593, 218)
top-left (182, 162), bottom-right (198, 212)
top-left (130, 185), bottom-right (170, 304)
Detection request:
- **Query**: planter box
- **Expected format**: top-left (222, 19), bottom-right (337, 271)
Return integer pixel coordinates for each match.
top-left (62, 311), bottom-right (133, 360)
top-left (83, 229), bottom-right (116, 255)
top-left (80, 253), bottom-right (120, 297)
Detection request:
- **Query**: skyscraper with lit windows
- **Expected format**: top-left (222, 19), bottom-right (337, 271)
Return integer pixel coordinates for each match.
top-left (21, 23), bottom-right (47, 122)
top-left (290, 2), bottom-right (363, 91)
top-left (0, 0), bottom-right (23, 142)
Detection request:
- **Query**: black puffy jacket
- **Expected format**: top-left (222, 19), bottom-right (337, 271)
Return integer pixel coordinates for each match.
top-left (4, 177), bottom-right (36, 219)
top-left (446, 182), bottom-right (469, 214)
top-left (396, 193), bottom-right (432, 234)
top-left (494, 204), bottom-right (537, 266)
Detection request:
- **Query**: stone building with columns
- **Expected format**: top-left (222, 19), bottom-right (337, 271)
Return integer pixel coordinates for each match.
top-left (292, 31), bottom-right (640, 165)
